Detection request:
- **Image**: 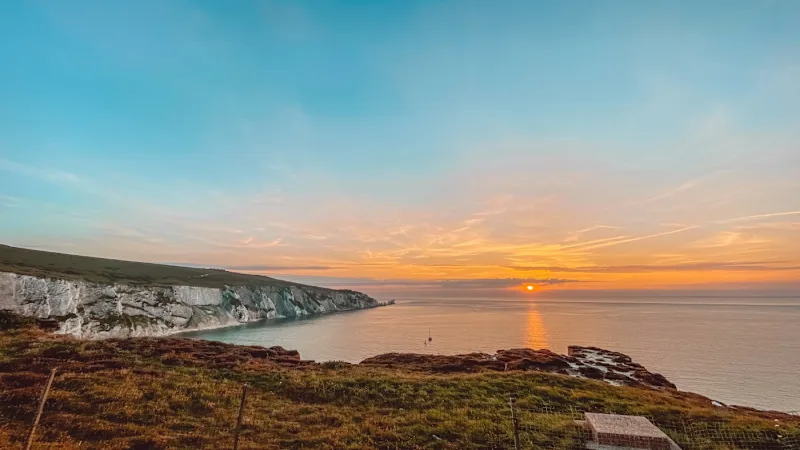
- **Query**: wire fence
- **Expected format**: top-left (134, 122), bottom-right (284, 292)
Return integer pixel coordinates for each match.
top-left (513, 403), bottom-right (800, 450)
top-left (1, 368), bottom-right (799, 450)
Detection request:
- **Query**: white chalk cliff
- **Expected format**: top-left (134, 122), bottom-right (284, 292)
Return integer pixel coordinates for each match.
top-left (0, 271), bottom-right (379, 338)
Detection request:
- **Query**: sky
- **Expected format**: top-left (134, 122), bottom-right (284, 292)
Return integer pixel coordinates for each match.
top-left (1, 0), bottom-right (799, 298)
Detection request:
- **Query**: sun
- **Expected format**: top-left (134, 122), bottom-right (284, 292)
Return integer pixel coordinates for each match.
top-left (526, 285), bottom-right (534, 291)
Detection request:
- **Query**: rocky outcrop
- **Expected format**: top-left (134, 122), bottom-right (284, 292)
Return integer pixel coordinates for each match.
top-left (0, 271), bottom-right (379, 338)
top-left (361, 346), bottom-right (676, 390)
top-left (567, 346), bottom-right (676, 389)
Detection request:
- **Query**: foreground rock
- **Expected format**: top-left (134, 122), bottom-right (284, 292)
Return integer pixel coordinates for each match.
top-left (568, 346), bottom-right (676, 389)
top-left (361, 346), bottom-right (677, 389)
top-left (0, 271), bottom-right (379, 338)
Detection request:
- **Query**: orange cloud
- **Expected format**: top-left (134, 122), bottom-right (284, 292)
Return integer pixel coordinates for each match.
top-left (8, 131), bottom-right (799, 295)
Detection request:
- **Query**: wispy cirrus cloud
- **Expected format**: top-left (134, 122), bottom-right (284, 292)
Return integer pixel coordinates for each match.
top-left (0, 158), bottom-right (81, 184)
top-left (644, 179), bottom-right (700, 203)
top-left (271, 276), bottom-right (579, 290)
top-left (564, 225), bottom-right (619, 242)
top-left (560, 227), bottom-right (698, 252)
top-left (693, 231), bottom-right (771, 248)
top-left (227, 264), bottom-right (335, 271)
top-left (507, 261), bottom-right (798, 273)
top-left (719, 210), bottom-right (800, 223)
top-left (0, 195), bottom-right (24, 208)
top-left (3, 126), bottom-right (799, 294)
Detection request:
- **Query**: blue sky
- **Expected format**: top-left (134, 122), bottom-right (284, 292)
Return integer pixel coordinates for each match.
top-left (1, 1), bottom-right (799, 296)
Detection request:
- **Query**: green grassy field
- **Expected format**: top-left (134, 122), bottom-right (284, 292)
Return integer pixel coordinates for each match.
top-left (1, 313), bottom-right (798, 449)
top-left (0, 244), bottom-right (315, 290)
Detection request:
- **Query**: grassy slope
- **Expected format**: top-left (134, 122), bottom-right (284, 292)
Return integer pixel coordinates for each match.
top-left (1, 315), bottom-right (798, 450)
top-left (0, 244), bottom-right (329, 291)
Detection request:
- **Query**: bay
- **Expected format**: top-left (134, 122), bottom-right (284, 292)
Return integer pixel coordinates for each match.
top-left (185, 296), bottom-right (800, 412)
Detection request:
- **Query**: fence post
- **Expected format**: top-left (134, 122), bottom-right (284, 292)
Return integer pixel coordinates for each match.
top-left (680, 419), bottom-right (692, 448)
top-left (25, 368), bottom-right (57, 450)
top-left (233, 383), bottom-right (248, 450)
top-left (508, 396), bottom-right (520, 450)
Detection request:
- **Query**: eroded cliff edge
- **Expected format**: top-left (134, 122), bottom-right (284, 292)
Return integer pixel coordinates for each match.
top-left (0, 272), bottom-right (378, 338)
top-left (0, 245), bottom-right (380, 338)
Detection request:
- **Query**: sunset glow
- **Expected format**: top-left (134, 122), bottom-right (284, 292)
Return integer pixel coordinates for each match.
top-left (1, 1), bottom-right (798, 298)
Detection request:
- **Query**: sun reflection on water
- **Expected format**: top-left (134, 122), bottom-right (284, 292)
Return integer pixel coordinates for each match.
top-left (523, 304), bottom-right (549, 350)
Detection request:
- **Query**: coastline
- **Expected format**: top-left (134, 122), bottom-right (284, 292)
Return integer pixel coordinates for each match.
top-left (172, 301), bottom-right (391, 339)
top-left (2, 312), bottom-right (798, 449)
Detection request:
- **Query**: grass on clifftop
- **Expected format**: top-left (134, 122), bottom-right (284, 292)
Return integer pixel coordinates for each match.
top-left (1, 314), bottom-right (798, 449)
top-left (0, 244), bottom-right (325, 290)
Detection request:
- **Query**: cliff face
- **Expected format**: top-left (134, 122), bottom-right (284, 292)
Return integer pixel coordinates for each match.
top-left (0, 271), bottom-right (379, 338)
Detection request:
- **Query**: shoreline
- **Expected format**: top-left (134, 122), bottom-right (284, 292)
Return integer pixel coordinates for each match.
top-left (52, 301), bottom-right (394, 340)
top-left (2, 309), bottom-right (799, 450)
top-left (173, 302), bottom-right (391, 338)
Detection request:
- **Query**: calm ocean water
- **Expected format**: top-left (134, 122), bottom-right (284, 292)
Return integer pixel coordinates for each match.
top-left (185, 297), bottom-right (800, 412)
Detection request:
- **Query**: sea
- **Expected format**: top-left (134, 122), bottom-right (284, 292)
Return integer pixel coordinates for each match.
top-left (183, 296), bottom-right (800, 412)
